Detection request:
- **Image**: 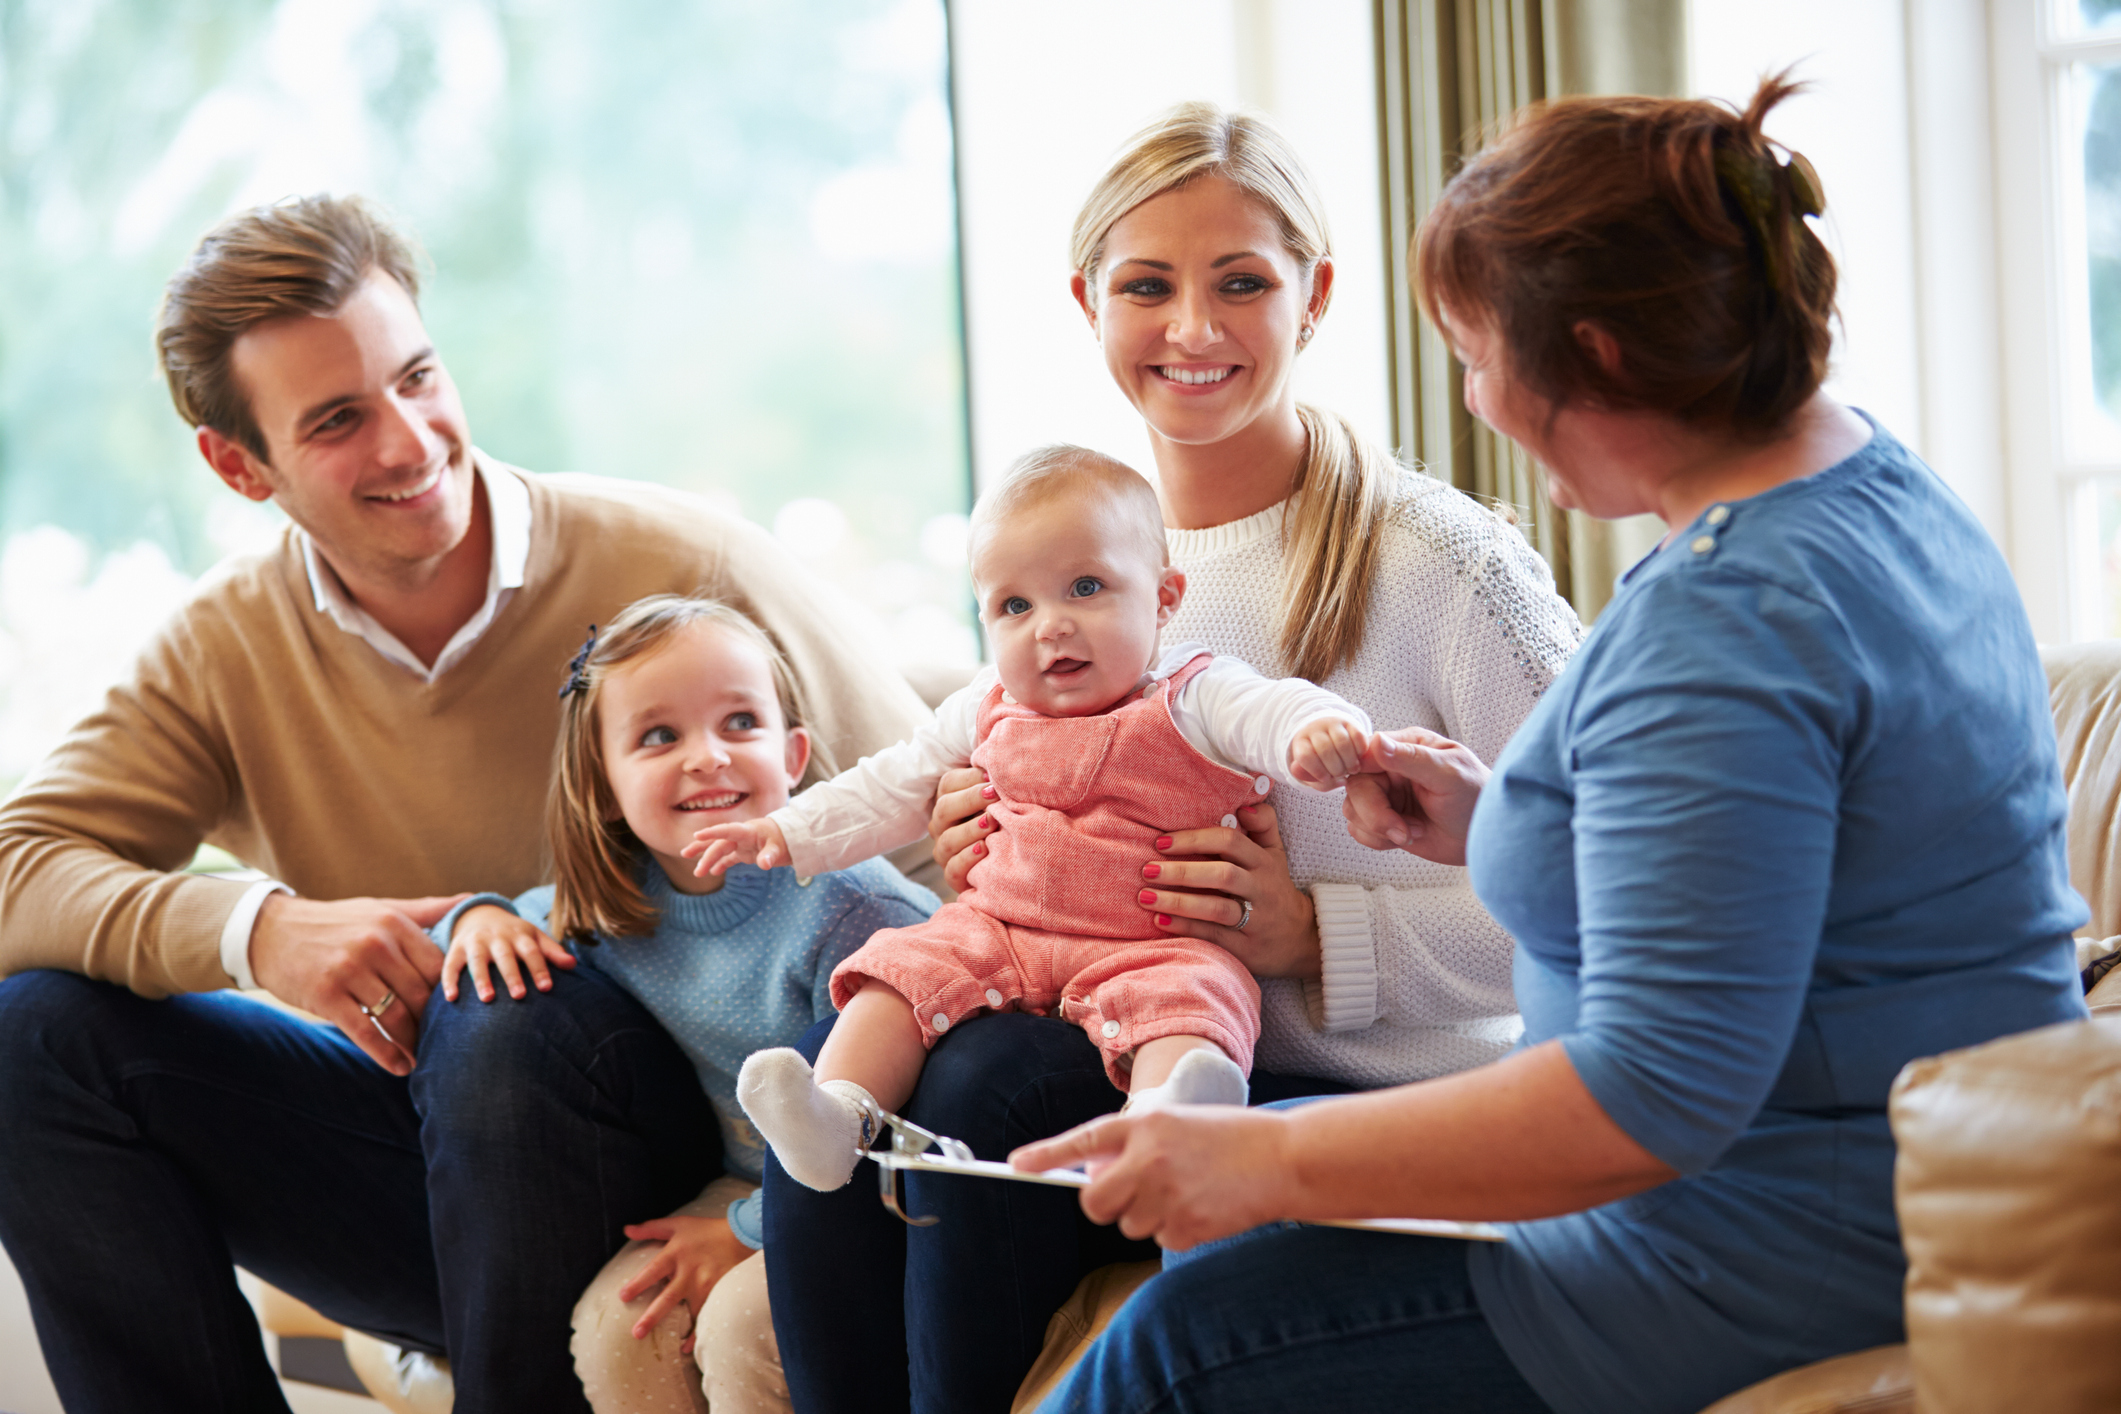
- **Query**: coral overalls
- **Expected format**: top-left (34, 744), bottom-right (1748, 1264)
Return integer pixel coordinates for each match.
top-left (830, 653), bottom-right (1268, 1088)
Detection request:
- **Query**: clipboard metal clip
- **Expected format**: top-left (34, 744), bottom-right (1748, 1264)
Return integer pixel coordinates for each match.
top-left (869, 1108), bottom-right (974, 1227)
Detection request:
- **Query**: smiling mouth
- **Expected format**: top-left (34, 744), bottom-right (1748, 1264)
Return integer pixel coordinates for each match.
top-left (678, 791), bottom-right (747, 812)
top-left (368, 465), bottom-right (444, 504)
top-left (1154, 366), bottom-right (1235, 386)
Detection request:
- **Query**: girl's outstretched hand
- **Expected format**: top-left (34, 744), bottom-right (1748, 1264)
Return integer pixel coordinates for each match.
top-left (1288, 716), bottom-right (1371, 789)
top-left (682, 819), bottom-right (791, 876)
top-left (1010, 1105), bottom-right (1298, 1252)
top-left (616, 1213), bottom-right (753, 1354)
top-left (1341, 728), bottom-right (1491, 867)
top-left (441, 904), bottom-right (576, 1003)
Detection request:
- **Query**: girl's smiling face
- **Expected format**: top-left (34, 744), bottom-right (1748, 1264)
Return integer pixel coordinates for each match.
top-left (1073, 175), bottom-right (1327, 451)
top-left (596, 621), bottom-right (810, 893)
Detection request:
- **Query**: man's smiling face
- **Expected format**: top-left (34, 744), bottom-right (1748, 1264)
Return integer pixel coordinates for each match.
top-left (222, 269), bottom-right (475, 582)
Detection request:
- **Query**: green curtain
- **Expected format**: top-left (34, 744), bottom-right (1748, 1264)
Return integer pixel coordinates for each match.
top-left (1375, 0), bottom-right (1685, 619)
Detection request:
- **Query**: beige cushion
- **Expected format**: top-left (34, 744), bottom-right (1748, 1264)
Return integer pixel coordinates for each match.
top-left (2043, 642), bottom-right (2121, 937)
top-left (1010, 1260), bottom-right (1159, 1414)
top-left (342, 1332), bottom-right (453, 1414)
top-left (1890, 1014), bottom-right (2121, 1413)
top-left (1695, 1344), bottom-right (1910, 1414)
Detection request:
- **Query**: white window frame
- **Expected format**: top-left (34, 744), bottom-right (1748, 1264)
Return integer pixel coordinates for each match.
top-left (1993, 0), bottom-right (2121, 640)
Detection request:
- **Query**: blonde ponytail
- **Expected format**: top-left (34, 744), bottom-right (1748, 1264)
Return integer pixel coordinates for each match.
top-left (1280, 404), bottom-right (1396, 683)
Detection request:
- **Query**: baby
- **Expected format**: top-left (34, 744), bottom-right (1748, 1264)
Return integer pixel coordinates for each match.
top-left (691, 445), bottom-right (1372, 1192)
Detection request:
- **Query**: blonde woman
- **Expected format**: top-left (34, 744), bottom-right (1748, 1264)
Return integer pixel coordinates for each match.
top-left (762, 104), bottom-right (1582, 1414)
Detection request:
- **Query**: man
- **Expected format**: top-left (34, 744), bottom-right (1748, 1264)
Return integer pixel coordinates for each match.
top-left (0, 195), bottom-right (932, 1412)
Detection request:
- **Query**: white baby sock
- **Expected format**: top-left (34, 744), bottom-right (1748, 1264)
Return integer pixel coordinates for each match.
top-left (1123, 1047), bottom-right (1250, 1114)
top-left (735, 1048), bottom-right (881, 1192)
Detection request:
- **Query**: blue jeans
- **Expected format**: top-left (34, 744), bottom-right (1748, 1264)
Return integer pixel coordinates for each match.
top-left (1038, 1223), bottom-right (1552, 1413)
top-left (0, 965), bottom-right (717, 1414)
top-left (764, 1010), bottom-right (1352, 1414)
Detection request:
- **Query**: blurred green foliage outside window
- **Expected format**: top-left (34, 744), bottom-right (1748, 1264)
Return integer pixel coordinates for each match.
top-left (0, 0), bottom-right (973, 785)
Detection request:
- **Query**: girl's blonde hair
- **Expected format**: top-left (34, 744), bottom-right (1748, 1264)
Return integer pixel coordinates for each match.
top-left (546, 595), bottom-right (833, 944)
top-left (1070, 101), bottom-right (1397, 683)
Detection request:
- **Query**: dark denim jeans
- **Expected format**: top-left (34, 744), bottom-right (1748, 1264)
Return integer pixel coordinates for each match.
top-left (764, 1010), bottom-right (1352, 1414)
top-left (0, 964), bottom-right (717, 1414)
top-left (1040, 1224), bottom-right (1552, 1413)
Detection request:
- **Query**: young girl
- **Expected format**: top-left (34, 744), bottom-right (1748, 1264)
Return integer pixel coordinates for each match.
top-left (436, 594), bottom-right (936, 1414)
top-left (691, 447), bottom-right (1373, 1194)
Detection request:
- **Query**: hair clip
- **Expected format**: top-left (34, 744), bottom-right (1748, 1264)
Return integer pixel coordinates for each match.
top-left (1714, 144), bottom-right (1824, 295)
top-left (560, 624), bottom-right (599, 697)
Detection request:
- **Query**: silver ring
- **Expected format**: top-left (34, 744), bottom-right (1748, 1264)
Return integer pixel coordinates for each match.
top-left (360, 990), bottom-right (395, 1019)
top-left (1233, 900), bottom-right (1253, 932)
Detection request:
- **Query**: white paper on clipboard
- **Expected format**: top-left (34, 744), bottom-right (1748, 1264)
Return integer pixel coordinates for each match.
top-left (870, 1150), bottom-right (1506, 1242)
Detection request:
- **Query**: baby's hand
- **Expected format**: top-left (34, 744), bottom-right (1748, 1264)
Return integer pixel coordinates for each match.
top-left (682, 818), bottom-right (792, 877)
top-left (442, 904), bottom-right (576, 1003)
top-left (1289, 716), bottom-right (1370, 790)
top-left (616, 1212), bottom-right (753, 1353)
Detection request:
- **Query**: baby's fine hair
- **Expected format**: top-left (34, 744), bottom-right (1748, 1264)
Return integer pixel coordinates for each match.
top-left (546, 594), bottom-right (833, 944)
top-left (972, 444), bottom-right (1167, 576)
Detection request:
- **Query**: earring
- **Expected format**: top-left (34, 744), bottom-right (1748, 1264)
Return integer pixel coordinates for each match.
top-left (1298, 324), bottom-right (1314, 344)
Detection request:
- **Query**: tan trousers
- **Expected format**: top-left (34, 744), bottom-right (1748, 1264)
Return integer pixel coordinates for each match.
top-left (570, 1176), bottom-right (789, 1414)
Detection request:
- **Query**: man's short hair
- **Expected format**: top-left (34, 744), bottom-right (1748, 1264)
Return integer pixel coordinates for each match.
top-left (155, 194), bottom-right (425, 461)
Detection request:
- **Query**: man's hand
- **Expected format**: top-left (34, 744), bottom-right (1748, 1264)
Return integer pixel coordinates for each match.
top-left (1288, 716), bottom-right (1371, 790)
top-left (249, 893), bottom-right (464, 1076)
top-left (441, 904), bottom-right (576, 1003)
top-left (682, 819), bottom-right (791, 877)
top-left (616, 1213), bottom-right (754, 1354)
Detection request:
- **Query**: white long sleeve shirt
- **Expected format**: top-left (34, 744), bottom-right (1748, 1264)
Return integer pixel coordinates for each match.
top-left (772, 641), bottom-right (1368, 880)
top-left (1163, 477), bottom-right (1583, 1087)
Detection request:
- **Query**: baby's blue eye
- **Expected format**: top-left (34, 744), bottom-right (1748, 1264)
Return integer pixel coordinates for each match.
top-left (1003, 596), bottom-right (1031, 616)
top-left (726, 711), bottom-right (760, 732)
top-left (1071, 577), bottom-right (1102, 598)
top-left (640, 726), bottom-right (677, 747)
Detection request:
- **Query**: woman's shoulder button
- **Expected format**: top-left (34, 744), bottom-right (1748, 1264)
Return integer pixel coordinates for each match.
top-left (1690, 535), bottom-right (1716, 554)
top-left (1706, 505), bottom-right (1731, 526)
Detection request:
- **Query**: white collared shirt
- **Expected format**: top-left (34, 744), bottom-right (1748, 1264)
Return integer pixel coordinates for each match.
top-left (220, 457), bottom-right (534, 987)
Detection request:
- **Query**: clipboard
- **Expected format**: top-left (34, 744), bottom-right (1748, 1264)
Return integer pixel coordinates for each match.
top-left (868, 1131), bottom-right (1505, 1242)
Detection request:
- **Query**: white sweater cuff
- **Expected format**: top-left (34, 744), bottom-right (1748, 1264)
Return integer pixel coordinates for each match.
top-left (220, 880), bottom-right (292, 990)
top-left (1306, 882), bottom-right (1379, 1033)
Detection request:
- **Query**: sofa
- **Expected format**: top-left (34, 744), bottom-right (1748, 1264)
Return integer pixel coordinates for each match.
top-left (260, 640), bottom-right (2121, 1412)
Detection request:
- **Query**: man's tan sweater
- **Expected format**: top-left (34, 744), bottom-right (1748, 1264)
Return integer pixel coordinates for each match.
top-left (0, 465), bottom-right (933, 997)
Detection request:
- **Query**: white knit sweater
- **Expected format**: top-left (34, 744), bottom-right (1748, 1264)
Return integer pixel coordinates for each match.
top-left (1163, 472), bottom-right (1583, 1087)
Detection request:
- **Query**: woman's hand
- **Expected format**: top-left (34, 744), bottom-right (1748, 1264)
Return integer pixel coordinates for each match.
top-left (1138, 802), bottom-right (1320, 979)
top-left (440, 905), bottom-right (576, 1003)
top-left (1341, 728), bottom-right (1491, 866)
top-left (1011, 1106), bottom-right (1298, 1251)
top-left (927, 765), bottom-right (996, 893)
top-left (616, 1213), bottom-right (754, 1354)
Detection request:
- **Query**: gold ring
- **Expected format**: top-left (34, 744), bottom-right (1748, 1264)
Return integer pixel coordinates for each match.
top-left (361, 990), bottom-right (396, 1019)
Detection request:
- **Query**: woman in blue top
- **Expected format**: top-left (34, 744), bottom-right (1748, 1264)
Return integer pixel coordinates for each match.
top-left (1010, 76), bottom-right (2090, 1414)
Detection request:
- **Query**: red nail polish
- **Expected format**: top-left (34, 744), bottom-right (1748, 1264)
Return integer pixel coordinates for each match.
top-left (1142, 863), bottom-right (1161, 879)
top-left (1156, 914), bottom-right (1172, 927)
top-left (981, 783), bottom-right (998, 799)
top-left (971, 842), bottom-right (985, 856)
top-left (980, 814), bottom-right (996, 830)
top-left (1139, 889), bottom-right (1157, 905)
top-left (1155, 836), bottom-right (1172, 851)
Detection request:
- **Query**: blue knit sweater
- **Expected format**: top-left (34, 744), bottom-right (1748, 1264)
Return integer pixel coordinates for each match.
top-left (437, 857), bottom-right (935, 1246)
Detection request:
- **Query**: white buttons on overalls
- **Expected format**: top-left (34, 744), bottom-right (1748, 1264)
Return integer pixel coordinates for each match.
top-left (1691, 535), bottom-right (1715, 554)
top-left (1253, 775), bottom-right (1271, 794)
top-left (1220, 813), bottom-right (1239, 828)
top-left (1101, 1020), bottom-right (1121, 1038)
top-left (1706, 505), bottom-right (1730, 526)
top-left (985, 988), bottom-right (1004, 1007)
top-left (932, 1013), bottom-right (950, 1032)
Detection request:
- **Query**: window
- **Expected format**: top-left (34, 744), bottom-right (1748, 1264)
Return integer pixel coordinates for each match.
top-left (0, 0), bottom-right (972, 788)
top-left (1996, 0), bottom-right (2121, 638)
